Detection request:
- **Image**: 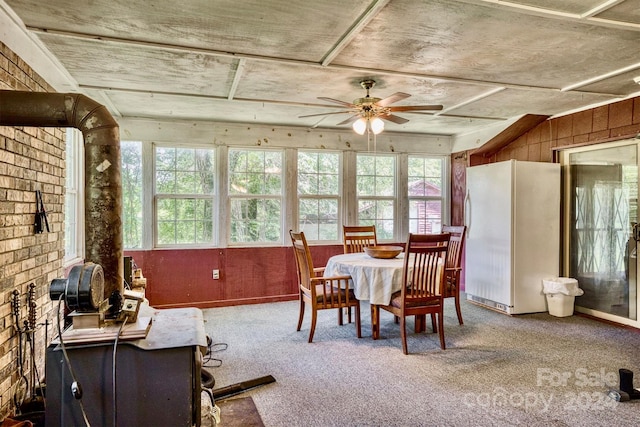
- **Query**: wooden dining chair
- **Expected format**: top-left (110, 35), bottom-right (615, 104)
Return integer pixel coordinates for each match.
top-left (442, 225), bottom-right (467, 325)
top-left (341, 225), bottom-right (377, 323)
top-left (372, 233), bottom-right (450, 354)
top-left (289, 230), bottom-right (362, 343)
top-left (342, 225), bottom-right (377, 254)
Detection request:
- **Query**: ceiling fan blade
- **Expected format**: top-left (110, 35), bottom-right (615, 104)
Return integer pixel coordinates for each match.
top-left (388, 104), bottom-right (443, 112)
top-left (299, 110), bottom-right (354, 118)
top-left (382, 114), bottom-right (410, 124)
top-left (317, 97), bottom-right (355, 107)
top-left (376, 92), bottom-right (411, 107)
top-left (336, 115), bottom-right (361, 126)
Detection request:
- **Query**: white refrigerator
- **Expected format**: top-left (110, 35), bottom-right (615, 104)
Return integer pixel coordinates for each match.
top-left (465, 160), bottom-right (560, 314)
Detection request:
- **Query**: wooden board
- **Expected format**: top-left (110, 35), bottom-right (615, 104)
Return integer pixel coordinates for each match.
top-left (60, 317), bottom-right (152, 344)
top-left (216, 397), bottom-right (265, 427)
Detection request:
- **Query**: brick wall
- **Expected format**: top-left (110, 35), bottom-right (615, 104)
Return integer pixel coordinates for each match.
top-left (0, 42), bottom-right (65, 419)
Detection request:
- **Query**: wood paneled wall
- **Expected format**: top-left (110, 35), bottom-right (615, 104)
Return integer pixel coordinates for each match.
top-left (125, 244), bottom-right (345, 308)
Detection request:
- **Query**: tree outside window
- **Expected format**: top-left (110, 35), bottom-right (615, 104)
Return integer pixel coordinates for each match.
top-left (121, 141), bottom-right (143, 248)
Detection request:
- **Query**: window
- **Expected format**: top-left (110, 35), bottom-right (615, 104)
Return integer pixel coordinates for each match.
top-left (121, 141), bottom-right (143, 249)
top-left (408, 156), bottom-right (444, 234)
top-left (120, 139), bottom-right (450, 248)
top-left (64, 129), bottom-right (83, 264)
top-left (297, 151), bottom-right (341, 241)
top-left (356, 154), bottom-right (396, 240)
top-left (155, 146), bottom-right (215, 246)
top-left (228, 149), bottom-right (283, 244)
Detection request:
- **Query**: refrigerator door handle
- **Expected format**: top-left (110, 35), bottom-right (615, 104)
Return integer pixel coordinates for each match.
top-left (464, 189), bottom-right (471, 232)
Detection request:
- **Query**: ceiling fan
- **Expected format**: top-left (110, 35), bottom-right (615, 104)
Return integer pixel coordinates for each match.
top-left (299, 79), bottom-right (443, 130)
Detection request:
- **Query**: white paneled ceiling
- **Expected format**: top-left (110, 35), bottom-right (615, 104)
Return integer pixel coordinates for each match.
top-left (2, 0), bottom-right (640, 138)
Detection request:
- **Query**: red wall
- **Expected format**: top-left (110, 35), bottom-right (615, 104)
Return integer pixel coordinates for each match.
top-left (125, 244), bottom-right (345, 308)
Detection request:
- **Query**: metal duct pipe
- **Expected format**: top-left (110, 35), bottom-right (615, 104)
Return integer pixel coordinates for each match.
top-left (0, 90), bottom-right (123, 300)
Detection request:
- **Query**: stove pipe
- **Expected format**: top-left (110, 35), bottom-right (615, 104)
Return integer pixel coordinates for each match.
top-left (0, 90), bottom-right (123, 300)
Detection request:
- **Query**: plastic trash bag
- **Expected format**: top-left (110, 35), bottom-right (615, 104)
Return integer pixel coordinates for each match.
top-left (542, 277), bottom-right (584, 296)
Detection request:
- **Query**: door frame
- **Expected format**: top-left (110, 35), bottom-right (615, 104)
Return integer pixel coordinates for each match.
top-left (559, 138), bottom-right (639, 328)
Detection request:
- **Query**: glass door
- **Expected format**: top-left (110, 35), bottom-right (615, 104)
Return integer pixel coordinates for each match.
top-left (561, 140), bottom-right (638, 327)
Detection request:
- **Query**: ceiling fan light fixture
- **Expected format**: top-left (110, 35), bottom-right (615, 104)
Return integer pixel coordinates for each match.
top-left (353, 118), bottom-right (367, 135)
top-left (371, 117), bottom-right (384, 134)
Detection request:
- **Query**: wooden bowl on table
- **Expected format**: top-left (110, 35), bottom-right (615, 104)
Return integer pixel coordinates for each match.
top-left (364, 245), bottom-right (403, 259)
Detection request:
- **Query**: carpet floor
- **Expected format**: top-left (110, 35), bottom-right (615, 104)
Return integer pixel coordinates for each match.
top-left (202, 296), bottom-right (640, 426)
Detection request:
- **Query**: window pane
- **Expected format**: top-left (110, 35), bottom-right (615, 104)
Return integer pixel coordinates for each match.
top-left (176, 148), bottom-right (195, 170)
top-left (156, 147), bottom-right (176, 170)
top-left (408, 157), bottom-right (442, 195)
top-left (64, 191), bottom-right (76, 257)
top-left (229, 198), bottom-right (281, 243)
top-left (376, 177), bottom-right (395, 196)
top-left (156, 147), bottom-right (214, 195)
top-left (229, 149), bottom-right (282, 196)
top-left (409, 200), bottom-right (443, 234)
top-left (358, 199), bottom-right (394, 239)
top-left (298, 173), bottom-right (318, 195)
top-left (357, 154), bottom-right (395, 196)
top-left (156, 198), bottom-right (213, 245)
top-left (157, 221), bottom-right (176, 245)
top-left (357, 155), bottom-right (375, 176)
top-left (299, 198), bottom-right (338, 240)
top-left (121, 141), bottom-right (143, 249)
top-left (157, 198), bottom-right (176, 221)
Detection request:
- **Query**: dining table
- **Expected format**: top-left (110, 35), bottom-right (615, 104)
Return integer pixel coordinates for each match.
top-left (323, 252), bottom-right (406, 306)
top-left (323, 251), bottom-right (431, 339)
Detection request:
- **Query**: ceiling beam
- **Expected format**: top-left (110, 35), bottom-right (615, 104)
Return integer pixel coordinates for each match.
top-left (321, 0), bottom-right (390, 66)
top-left (581, 0), bottom-right (626, 18)
top-left (78, 83), bottom-right (506, 122)
top-left (435, 87), bottom-right (506, 116)
top-left (227, 58), bottom-right (246, 101)
top-left (561, 61), bottom-right (640, 92)
top-left (28, 27), bottom-right (624, 99)
top-left (460, 0), bottom-right (640, 30)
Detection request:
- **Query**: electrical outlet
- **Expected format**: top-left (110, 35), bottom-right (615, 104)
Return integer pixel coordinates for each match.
top-left (212, 269), bottom-right (220, 280)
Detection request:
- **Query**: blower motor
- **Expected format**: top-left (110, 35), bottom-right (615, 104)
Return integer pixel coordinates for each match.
top-left (49, 262), bottom-right (105, 312)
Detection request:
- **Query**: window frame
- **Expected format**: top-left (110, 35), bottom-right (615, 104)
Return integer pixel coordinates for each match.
top-left (227, 147), bottom-right (285, 246)
top-left (355, 152), bottom-right (398, 242)
top-left (118, 139), bottom-right (451, 249)
top-left (296, 149), bottom-right (343, 244)
top-left (64, 128), bottom-right (84, 266)
top-left (152, 143), bottom-right (217, 248)
top-left (407, 155), bottom-right (447, 235)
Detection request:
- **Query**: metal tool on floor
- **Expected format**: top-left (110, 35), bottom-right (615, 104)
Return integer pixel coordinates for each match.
top-left (212, 375), bottom-right (276, 400)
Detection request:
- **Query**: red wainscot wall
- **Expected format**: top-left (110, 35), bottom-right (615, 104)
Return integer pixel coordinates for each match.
top-left (125, 244), bottom-right (345, 309)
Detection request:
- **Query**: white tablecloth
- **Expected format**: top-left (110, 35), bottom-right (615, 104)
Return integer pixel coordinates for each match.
top-left (323, 252), bottom-right (405, 305)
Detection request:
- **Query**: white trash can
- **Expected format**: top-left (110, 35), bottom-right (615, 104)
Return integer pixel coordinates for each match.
top-left (542, 278), bottom-right (583, 317)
